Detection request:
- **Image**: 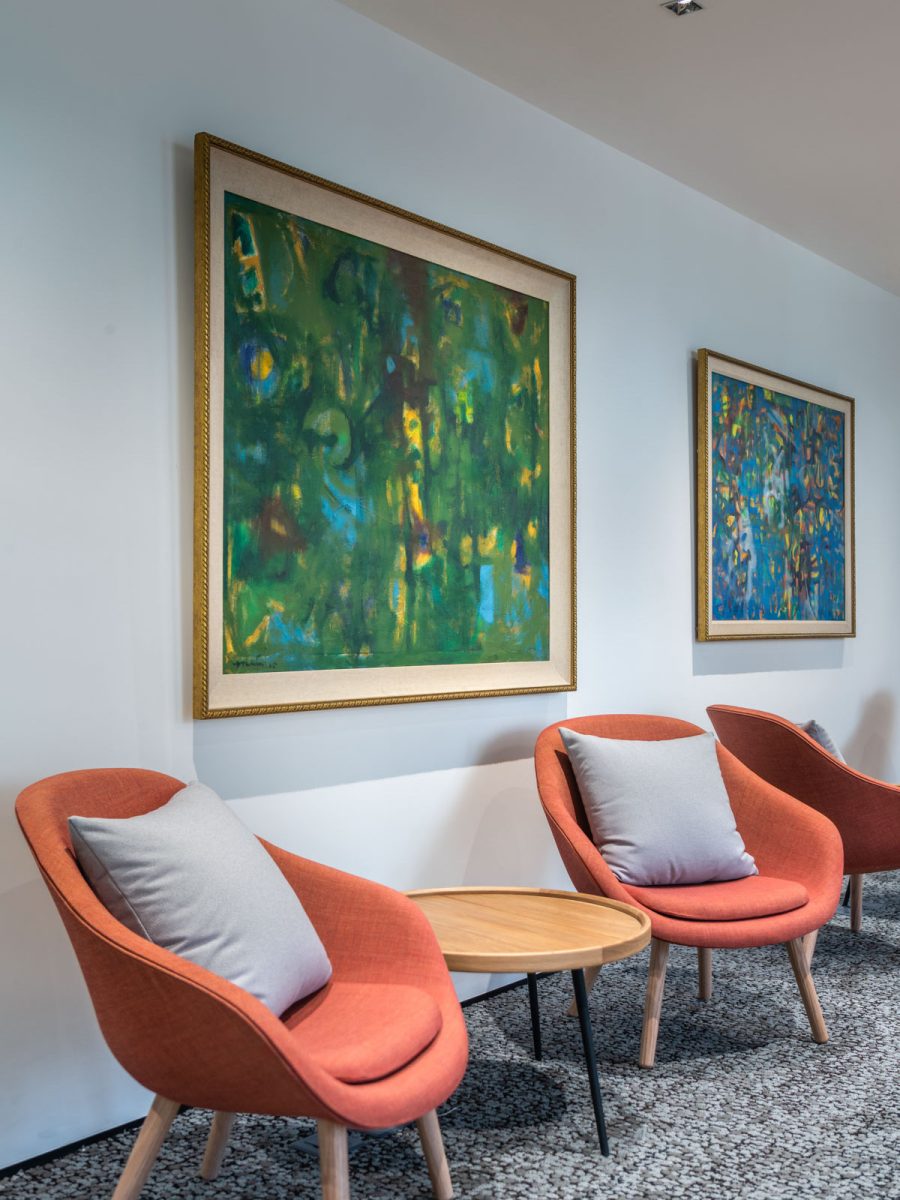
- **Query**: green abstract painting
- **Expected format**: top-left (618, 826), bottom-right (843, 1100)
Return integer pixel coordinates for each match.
top-left (222, 192), bottom-right (551, 675)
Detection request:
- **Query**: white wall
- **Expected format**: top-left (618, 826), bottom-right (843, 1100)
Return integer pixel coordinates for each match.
top-left (3, 0), bottom-right (900, 1169)
top-left (229, 760), bottom-right (572, 1005)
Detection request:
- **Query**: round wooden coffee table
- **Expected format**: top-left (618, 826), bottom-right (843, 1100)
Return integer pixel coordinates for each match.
top-left (407, 887), bottom-right (650, 1156)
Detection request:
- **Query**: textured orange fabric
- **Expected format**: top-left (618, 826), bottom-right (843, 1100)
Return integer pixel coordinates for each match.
top-left (626, 875), bottom-right (809, 921)
top-left (709, 705), bottom-right (900, 875)
top-left (15, 770), bottom-right (468, 1130)
top-left (534, 716), bottom-right (843, 948)
top-left (285, 982), bottom-right (441, 1083)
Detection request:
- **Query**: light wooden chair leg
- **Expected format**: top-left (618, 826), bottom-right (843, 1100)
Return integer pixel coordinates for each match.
top-left (786, 938), bottom-right (828, 1044)
top-left (200, 1111), bottom-right (236, 1181)
top-left (566, 964), bottom-right (601, 1017)
top-left (802, 928), bottom-right (819, 966)
top-left (318, 1120), bottom-right (350, 1200)
top-left (416, 1108), bottom-right (453, 1200)
top-left (111, 1095), bottom-right (180, 1200)
top-left (697, 947), bottom-right (712, 1001)
top-left (639, 938), bottom-right (670, 1068)
top-left (849, 874), bottom-right (864, 933)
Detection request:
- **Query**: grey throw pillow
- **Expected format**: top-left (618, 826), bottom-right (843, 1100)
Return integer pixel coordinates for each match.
top-left (69, 782), bottom-right (332, 1015)
top-left (798, 720), bottom-right (845, 762)
top-left (559, 729), bottom-right (757, 887)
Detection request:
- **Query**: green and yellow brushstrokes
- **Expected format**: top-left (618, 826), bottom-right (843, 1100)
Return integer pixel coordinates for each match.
top-left (223, 193), bottom-right (550, 673)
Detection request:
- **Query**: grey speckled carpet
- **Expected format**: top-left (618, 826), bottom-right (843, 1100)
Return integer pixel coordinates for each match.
top-left (3, 874), bottom-right (899, 1199)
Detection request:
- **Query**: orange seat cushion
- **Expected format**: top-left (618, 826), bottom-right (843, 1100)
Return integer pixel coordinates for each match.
top-left (285, 982), bottom-right (442, 1084)
top-left (626, 874), bottom-right (809, 921)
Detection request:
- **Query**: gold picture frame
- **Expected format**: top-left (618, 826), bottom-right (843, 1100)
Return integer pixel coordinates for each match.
top-left (696, 349), bottom-right (855, 642)
top-left (194, 134), bottom-right (576, 718)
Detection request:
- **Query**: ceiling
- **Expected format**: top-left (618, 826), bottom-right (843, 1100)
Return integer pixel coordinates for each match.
top-left (338, 0), bottom-right (900, 296)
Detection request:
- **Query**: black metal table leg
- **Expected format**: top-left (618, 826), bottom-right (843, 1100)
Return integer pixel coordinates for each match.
top-left (526, 973), bottom-right (543, 1060)
top-left (571, 967), bottom-right (609, 1156)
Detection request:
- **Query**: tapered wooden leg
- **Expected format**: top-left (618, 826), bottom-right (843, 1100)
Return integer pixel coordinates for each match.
top-left (111, 1095), bottom-right (180, 1200)
top-left (849, 874), bottom-right (864, 933)
top-left (697, 947), bottom-right (713, 1000)
top-left (566, 964), bottom-right (601, 1017)
top-left (416, 1108), bottom-right (453, 1199)
top-left (200, 1111), bottom-right (236, 1181)
top-left (318, 1120), bottom-right (350, 1200)
top-left (802, 928), bottom-right (819, 966)
top-left (639, 939), bottom-right (670, 1068)
top-left (786, 938), bottom-right (828, 1044)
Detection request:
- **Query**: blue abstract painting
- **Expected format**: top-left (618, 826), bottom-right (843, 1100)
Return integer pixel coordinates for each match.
top-left (709, 371), bottom-right (846, 622)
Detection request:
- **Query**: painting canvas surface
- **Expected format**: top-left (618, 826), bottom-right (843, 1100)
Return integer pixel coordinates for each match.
top-left (709, 370), bottom-right (847, 623)
top-left (223, 193), bottom-right (551, 675)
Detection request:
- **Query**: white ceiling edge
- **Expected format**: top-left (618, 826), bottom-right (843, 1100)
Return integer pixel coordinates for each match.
top-left (337, 0), bottom-right (900, 298)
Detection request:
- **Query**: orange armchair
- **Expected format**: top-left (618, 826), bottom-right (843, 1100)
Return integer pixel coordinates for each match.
top-left (534, 716), bottom-right (843, 1068)
top-left (16, 769), bottom-right (468, 1200)
top-left (708, 704), bottom-right (900, 932)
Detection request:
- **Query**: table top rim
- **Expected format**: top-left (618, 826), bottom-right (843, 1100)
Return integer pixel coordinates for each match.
top-left (406, 886), bottom-right (651, 971)
top-left (407, 885), bottom-right (643, 914)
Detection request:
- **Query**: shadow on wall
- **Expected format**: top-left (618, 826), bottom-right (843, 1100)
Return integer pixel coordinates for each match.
top-left (843, 690), bottom-right (896, 780)
top-left (692, 638), bottom-right (845, 677)
top-left (452, 744), bottom-right (572, 1003)
top-left (195, 693), bottom-right (568, 799)
top-left (457, 735), bottom-right (569, 889)
top-left (461, 784), bottom-right (571, 892)
top-left (0, 868), bottom-right (148, 1168)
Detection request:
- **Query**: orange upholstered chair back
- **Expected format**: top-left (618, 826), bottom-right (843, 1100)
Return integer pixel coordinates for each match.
top-left (534, 715), bottom-right (705, 900)
top-left (17, 767), bottom-right (184, 929)
top-left (15, 769), bottom-right (318, 1113)
top-left (707, 704), bottom-right (900, 874)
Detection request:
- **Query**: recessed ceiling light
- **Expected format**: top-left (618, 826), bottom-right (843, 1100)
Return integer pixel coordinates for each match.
top-left (662, 0), bottom-right (703, 13)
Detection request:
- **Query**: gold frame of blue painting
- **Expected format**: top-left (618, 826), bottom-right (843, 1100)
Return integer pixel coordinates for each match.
top-left (194, 134), bottom-right (575, 717)
top-left (697, 349), bottom-right (855, 641)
